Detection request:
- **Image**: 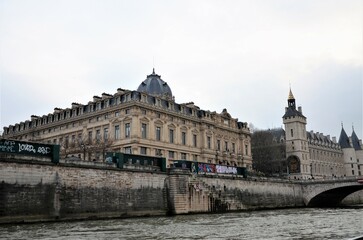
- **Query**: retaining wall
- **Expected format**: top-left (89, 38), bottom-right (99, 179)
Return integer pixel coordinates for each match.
top-left (1, 158), bottom-right (361, 224)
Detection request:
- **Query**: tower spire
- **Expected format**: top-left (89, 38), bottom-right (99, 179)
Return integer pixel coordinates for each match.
top-left (288, 88), bottom-right (295, 100)
top-left (287, 88), bottom-right (296, 109)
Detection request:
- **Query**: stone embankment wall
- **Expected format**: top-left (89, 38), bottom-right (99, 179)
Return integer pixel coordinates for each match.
top-left (2, 158), bottom-right (361, 224)
top-left (0, 158), bottom-right (167, 223)
top-left (168, 169), bottom-right (304, 214)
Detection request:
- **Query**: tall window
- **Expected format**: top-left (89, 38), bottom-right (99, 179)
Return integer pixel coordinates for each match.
top-left (225, 141), bottom-right (228, 151)
top-left (140, 147), bottom-right (147, 155)
top-left (168, 151), bottom-right (175, 159)
top-left (169, 129), bottom-right (174, 143)
top-left (217, 140), bottom-right (221, 151)
top-left (96, 129), bottom-right (101, 141)
top-left (181, 152), bottom-right (187, 160)
top-left (245, 144), bottom-right (248, 155)
top-left (65, 136), bottom-right (69, 147)
top-left (291, 129), bottom-right (294, 137)
top-left (207, 136), bottom-right (211, 149)
top-left (125, 123), bottom-right (131, 138)
top-left (156, 126), bottom-right (161, 141)
top-left (193, 134), bottom-right (197, 147)
top-left (182, 132), bottom-right (186, 145)
top-left (104, 128), bottom-right (108, 141)
top-left (232, 143), bottom-right (235, 153)
top-left (124, 146), bottom-right (132, 154)
top-left (141, 123), bottom-right (147, 139)
top-left (114, 125), bottom-right (120, 140)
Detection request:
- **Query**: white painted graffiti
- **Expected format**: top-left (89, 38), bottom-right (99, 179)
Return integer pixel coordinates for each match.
top-left (3, 141), bottom-right (15, 146)
top-left (37, 146), bottom-right (51, 155)
top-left (18, 143), bottom-right (51, 155)
top-left (18, 143), bottom-right (37, 153)
top-left (0, 140), bottom-right (16, 152)
top-left (216, 165), bottom-right (237, 174)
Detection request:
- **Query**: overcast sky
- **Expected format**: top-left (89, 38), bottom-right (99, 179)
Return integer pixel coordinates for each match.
top-left (0, 0), bottom-right (362, 140)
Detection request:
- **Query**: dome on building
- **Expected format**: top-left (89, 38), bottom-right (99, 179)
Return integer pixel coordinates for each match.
top-left (137, 69), bottom-right (173, 99)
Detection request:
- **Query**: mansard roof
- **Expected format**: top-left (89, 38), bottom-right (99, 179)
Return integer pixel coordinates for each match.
top-left (351, 129), bottom-right (362, 150)
top-left (307, 130), bottom-right (339, 148)
top-left (338, 127), bottom-right (351, 149)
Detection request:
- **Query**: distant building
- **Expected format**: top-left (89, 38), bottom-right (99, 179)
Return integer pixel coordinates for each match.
top-left (2, 69), bottom-right (253, 169)
top-left (252, 89), bottom-right (362, 179)
top-left (283, 89), bottom-right (362, 179)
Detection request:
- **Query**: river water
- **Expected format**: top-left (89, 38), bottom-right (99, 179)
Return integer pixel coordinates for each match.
top-left (0, 208), bottom-right (362, 240)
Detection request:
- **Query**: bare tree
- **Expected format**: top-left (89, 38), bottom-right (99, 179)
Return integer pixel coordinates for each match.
top-left (91, 137), bottom-right (114, 162)
top-left (59, 130), bottom-right (114, 161)
top-left (251, 129), bottom-right (286, 176)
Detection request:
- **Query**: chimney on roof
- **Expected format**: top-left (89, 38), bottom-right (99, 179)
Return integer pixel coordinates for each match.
top-left (54, 108), bottom-right (62, 113)
top-left (298, 106), bottom-right (302, 113)
top-left (71, 102), bottom-right (80, 108)
top-left (327, 135), bottom-right (330, 140)
top-left (102, 93), bottom-right (111, 99)
top-left (31, 115), bottom-right (39, 121)
top-left (117, 88), bottom-right (125, 94)
top-left (93, 96), bottom-right (101, 102)
top-left (332, 136), bottom-right (337, 143)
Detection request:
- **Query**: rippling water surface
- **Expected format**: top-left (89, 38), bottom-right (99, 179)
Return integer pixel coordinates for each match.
top-left (1, 208), bottom-right (362, 240)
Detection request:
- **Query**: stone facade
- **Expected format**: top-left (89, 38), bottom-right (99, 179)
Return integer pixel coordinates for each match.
top-left (282, 89), bottom-right (362, 179)
top-left (2, 70), bottom-right (252, 169)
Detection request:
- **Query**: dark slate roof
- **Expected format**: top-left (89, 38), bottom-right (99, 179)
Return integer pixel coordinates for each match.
top-left (351, 130), bottom-right (362, 150)
top-left (307, 131), bottom-right (340, 148)
top-left (338, 127), bottom-right (351, 148)
top-left (282, 107), bottom-right (305, 118)
top-left (137, 69), bottom-right (173, 98)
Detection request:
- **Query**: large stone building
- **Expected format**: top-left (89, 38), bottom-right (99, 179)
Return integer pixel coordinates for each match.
top-left (252, 89), bottom-right (362, 179)
top-left (283, 89), bottom-right (362, 179)
top-left (2, 69), bottom-right (253, 169)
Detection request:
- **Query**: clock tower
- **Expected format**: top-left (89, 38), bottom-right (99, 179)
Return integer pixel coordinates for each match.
top-left (282, 89), bottom-right (310, 179)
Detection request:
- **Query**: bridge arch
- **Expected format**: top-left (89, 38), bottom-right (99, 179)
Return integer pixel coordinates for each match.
top-left (303, 180), bottom-right (363, 207)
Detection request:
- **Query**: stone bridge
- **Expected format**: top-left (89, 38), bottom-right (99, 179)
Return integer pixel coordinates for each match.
top-left (301, 177), bottom-right (363, 207)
